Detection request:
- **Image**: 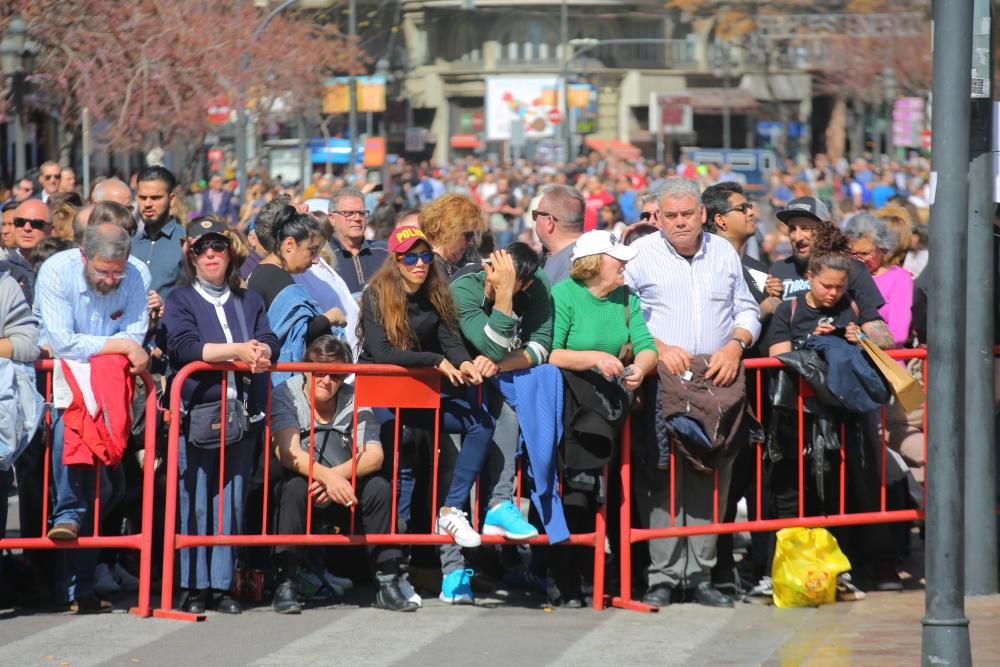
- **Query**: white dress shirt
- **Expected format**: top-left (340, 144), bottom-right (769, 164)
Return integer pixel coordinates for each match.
top-left (624, 231), bottom-right (760, 355)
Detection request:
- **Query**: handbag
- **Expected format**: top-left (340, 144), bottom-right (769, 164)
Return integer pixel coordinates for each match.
top-left (858, 335), bottom-right (926, 413)
top-left (617, 286), bottom-right (636, 366)
top-left (184, 292), bottom-right (253, 449)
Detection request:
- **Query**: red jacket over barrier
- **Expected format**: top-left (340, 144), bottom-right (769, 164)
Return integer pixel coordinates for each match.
top-left (59, 355), bottom-right (133, 467)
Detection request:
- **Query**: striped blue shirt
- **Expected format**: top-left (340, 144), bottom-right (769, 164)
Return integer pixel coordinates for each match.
top-left (34, 248), bottom-right (148, 361)
top-left (624, 231), bottom-right (760, 355)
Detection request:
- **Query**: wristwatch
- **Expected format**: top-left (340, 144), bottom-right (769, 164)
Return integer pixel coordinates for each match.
top-left (730, 337), bottom-right (748, 353)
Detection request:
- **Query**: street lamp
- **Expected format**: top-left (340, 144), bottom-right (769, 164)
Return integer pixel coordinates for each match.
top-left (0, 15), bottom-right (39, 179)
top-left (881, 67), bottom-right (897, 160)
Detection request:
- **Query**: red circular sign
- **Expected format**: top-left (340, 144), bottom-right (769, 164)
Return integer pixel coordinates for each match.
top-left (207, 96), bottom-right (231, 125)
top-left (547, 108), bottom-right (562, 125)
top-left (207, 148), bottom-right (224, 163)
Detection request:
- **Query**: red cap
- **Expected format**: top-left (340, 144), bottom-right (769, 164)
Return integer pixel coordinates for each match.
top-left (388, 225), bottom-right (429, 254)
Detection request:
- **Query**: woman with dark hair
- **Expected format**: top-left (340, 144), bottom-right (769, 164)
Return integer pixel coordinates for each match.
top-left (598, 200), bottom-right (626, 236)
top-left (359, 225), bottom-right (495, 604)
top-left (163, 216), bottom-right (279, 614)
top-left (247, 205), bottom-right (345, 384)
top-left (767, 228), bottom-right (901, 595)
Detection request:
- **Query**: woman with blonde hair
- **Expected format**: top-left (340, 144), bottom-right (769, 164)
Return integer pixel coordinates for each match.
top-left (418, 193), bottom-right (486, 279)
top-left (874, 203), bottom-right (913, 267)
top-left (47, 191), bottom-right (83, 242)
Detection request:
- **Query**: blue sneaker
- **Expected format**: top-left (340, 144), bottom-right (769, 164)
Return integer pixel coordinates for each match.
top-left (439, 568), bottom-right (475, 605)
top-left (483, 501), bottom-right (539, 540)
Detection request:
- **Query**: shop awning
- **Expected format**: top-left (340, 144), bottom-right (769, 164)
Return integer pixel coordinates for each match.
top-left (688, 88), bottom-right (759, 114)
top-left (583, 138), bottom-right (642, 159)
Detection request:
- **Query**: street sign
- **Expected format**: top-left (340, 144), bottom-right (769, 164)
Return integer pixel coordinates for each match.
top-left (649, 93), bottom-right (692, 135)
top-left (547, 108), bottom-right (562, 125)
top-left (207, 148), bottom-right (224, 163)
top-left (892, 97), bottom-right (925, 148)
top-left (207, 96), bottom-right (231, 125)
top-left (404, 127), bottom-right (425, 152)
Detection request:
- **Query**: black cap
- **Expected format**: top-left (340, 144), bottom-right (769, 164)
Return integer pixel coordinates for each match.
top-left (776, 196), bottom-right (831, 224)
top-left (186, 217), bottom-right (229, 240)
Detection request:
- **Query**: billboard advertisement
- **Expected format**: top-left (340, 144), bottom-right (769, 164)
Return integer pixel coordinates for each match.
top-left (485, 76), bottom-right (561, 141)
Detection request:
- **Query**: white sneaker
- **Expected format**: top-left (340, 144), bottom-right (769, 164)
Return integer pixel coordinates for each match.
top-left (437, 508), bottom-right (481, 548)
top-left (836, 573), bottom-right (867, 601)
top-left (320, 570), bottom-right (353, 596)
top-left (398, 573), bottom-right (422, 607)
top-left (113, 563), bottom-right (140, 591)
top-left (94, 563), bottom-right (121, 595)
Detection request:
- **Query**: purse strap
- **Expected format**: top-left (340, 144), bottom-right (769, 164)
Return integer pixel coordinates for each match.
top-left (623, 285), bottom-right (631, 331)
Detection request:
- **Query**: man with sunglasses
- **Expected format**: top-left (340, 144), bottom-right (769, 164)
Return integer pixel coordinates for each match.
top-left (38, 161), bottom-right (62, 204)
top-left (637, 191), bottom-right (661, 228)
top-left (703, 182), bottom-right (770, 307)
top-left (12, 199), bottom-right (52, 271)
top-left (9, 174), bottom-right (36, 204)
top-left (534, 184), bottom-right (586, 285)
top-left (327, 187), bottom-right (387, 297)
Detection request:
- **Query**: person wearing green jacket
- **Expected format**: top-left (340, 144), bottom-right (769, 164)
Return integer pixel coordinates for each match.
top-left (449, 242), bottom-right (553, 552)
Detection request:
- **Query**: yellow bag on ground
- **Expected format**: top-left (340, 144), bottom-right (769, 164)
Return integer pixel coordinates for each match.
top-left (772, 527), bottom-right (852, 608)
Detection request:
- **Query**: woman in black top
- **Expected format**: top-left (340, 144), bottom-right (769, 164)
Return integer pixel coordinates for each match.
top-left (359, 225), bottom-right (495, 604)
top-left (246, 206), bottom-right (345, 383)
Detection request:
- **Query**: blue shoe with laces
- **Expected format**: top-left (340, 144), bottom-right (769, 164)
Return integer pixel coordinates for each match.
top-left (439, 568), bottom-right (475, 605)
top-left (483, 500), bottom-right (539, 540)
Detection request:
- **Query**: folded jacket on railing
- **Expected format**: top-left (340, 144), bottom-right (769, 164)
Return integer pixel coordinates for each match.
top-left (55, 356), bottom-right (133, 467)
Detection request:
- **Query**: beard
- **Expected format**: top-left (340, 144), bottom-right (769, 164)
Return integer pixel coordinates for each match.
top-left (141, 208), bottom-right (170, 229)
top-left (791, 249), bottom-right (810, 272)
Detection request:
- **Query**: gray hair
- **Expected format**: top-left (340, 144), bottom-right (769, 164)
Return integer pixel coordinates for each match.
top-left (540, 184), bottom-right (586, 232)
top-left (843, 212), bottom-right (894, 252)
top-left (82, 222), bottom-right (131, 261)
top-left (329, 187), bottom-right (366, 212)
top-left (639, 190), bottom-right (662, 207)
top-left (659, 178), bottom-right (702, 206)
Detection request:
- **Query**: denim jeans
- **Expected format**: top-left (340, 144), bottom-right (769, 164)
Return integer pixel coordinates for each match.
top-left (396, 385), bottom-right (495, 520)
top-left (177, 433), bottom-right (254, 591)
top-left (50, 409), bottom-right (113, 601)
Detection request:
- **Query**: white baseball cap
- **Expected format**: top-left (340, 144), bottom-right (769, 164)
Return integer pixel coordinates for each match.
top-left (570, 230), bottom-right (638, 263)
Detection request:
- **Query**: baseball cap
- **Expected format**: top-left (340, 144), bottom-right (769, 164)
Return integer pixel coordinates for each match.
top-left (186, 217), bottom-right (229, 241)
top-left (776, 196), bottom-right (831, 224)
top-left (570, 230), bottom-right (638, 263)
top-left (388, 225), bottom-right (429, 254)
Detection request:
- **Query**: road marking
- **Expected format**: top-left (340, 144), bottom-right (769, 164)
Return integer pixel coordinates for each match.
top-left (0, 614), bottom-right (186, 667)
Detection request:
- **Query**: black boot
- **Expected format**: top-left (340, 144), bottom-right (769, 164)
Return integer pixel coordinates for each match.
top-left (374, 572), bottom-right (418, 612)
top-left (272, 573), bottom-right (303, 615)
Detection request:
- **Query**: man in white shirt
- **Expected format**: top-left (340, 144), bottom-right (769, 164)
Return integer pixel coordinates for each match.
top-left (625, 177), bottom-right (760, 609)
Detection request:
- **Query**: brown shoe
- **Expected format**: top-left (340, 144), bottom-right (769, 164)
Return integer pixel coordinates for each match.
top-left (70, 593), bottom-right (112, 614)
top-left (47, 523), bottom-right (79, 540)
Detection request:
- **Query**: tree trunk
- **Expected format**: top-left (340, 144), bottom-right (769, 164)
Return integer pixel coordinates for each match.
top-left (58, 123), bottom-right (76, 167)
top-left (826, 97), bottom-right (847, 163)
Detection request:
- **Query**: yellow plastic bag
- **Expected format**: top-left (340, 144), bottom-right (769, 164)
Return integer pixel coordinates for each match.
top-left (772, 527), bottom-right (852, 608)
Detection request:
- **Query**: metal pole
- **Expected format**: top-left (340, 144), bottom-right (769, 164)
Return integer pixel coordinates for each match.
top-left (298, 114), bottom-right (308, 190)
top-left (82, 107), bottom-right (90, 199)
top-left (722, 47), bottom-right (732, 150)
top-left (964, 0), bottom-right (998, 597)
top-left (560, 0), bottom-right (569, 163)
top-left (348, 0), bottom-right (358, 172)
top-left (922, 0), bottom-right (974, 662)
top-left (12, 73), bottom-right (26, 178)
top-left (237, 0), bottom-right (299, 199)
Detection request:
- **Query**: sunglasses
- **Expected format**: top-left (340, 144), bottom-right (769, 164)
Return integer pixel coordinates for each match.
top-left (14, 217), bottom-right (49, 231)
top-left (310, 371), bottom-right (347, 382)
top-left (399, 251), bottom-right (434, 266)
top-left (639, 211), bottom-right (659, 221)
top-left (190, 238), bottom-right (229, 256)
top-left (721, 202), bottom-right (754, 215)
top-left (464, 231), bottom-right (477, 242)
top-left (531, 210), bottom-right (559, 223)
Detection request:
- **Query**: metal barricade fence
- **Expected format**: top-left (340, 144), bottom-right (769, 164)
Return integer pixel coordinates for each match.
top-left (612, 348), bottom-right (931, 613)
top-left (153, 361), bottom-right (608, 621)
top-left (0, 360), bottom-right (159, 617)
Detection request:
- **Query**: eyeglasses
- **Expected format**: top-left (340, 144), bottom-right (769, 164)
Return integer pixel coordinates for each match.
top-left (721, 202), bottom-right (754, 216)
top-left (91, 268), bottom-right (127, 280)
top-left (399, 251), bottom-right (434, 266)
top-left (335, 209), bottom-right (369, 219)
top-left (310, 371), bottom-right (347, 383)
top-left (850, 248), bottom-right (879, 260)
top-left (41, 173), bottom-right (61, 181)
top-left (14, 217), bottom-right (49, 231)
top-left (531, 210), bottom-right (559, 223)
top-left (190, 238), bottom-right (229, 256)
top-left (639, 211), bottom-right (659, 221)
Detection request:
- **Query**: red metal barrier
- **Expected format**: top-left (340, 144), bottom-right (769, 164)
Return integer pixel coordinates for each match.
top-left (612, 348), bottom-right (931, 613)
top-left (0, 360), bottom-right (159, 617)
top-left (153, 361), bottom-right (607, 620)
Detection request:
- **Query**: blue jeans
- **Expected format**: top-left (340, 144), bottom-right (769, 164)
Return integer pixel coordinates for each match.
top-left (395, 386), bottom-right (496, 525)
top-left (177, 433), bottom-right (254, 591)
top-left (50, 409), bottom-right (113, 601)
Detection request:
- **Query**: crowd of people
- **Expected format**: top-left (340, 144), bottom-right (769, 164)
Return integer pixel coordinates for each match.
top-left (0, 150), bottom-right (941, 616)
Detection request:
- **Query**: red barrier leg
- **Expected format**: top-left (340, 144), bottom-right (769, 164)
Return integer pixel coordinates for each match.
top-left (611, 415), bottom-right (656, 613)
top-left (129, 377), bottom-right (159, 618)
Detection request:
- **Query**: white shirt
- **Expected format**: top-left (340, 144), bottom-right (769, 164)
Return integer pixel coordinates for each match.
top-left (624, 231), bottom-right (760, 355)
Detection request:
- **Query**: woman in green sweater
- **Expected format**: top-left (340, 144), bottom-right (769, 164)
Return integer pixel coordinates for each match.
top-left (550, 230), bottom-right (658, 388)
